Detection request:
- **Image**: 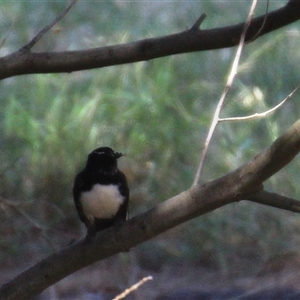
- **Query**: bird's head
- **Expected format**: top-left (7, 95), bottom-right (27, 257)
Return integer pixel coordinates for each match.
top-left (86, 146), bottom-right (123, 173)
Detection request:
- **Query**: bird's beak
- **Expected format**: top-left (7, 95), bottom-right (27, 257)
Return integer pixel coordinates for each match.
top-left (114, 152), bottom-right (124, 159)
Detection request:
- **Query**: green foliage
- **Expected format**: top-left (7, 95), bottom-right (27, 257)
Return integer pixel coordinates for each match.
top-left (1, 0), bottom-right (300, 269)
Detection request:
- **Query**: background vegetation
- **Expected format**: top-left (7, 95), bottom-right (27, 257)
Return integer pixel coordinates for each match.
top-left (1, 0), bottom-right (300, 297)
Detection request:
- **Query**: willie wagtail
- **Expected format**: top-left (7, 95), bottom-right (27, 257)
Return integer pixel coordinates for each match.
top-left (73, 147), bottom-right (129, 236)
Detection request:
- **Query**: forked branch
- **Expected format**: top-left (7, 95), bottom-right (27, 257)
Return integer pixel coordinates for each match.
top-left (193, 0), bottom-right (258, 185)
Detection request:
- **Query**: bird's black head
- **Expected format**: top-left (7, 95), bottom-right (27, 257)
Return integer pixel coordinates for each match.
top-left (86, 146), bottom-right (123, 173)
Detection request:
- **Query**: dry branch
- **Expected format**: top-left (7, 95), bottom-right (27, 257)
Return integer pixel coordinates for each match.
top-left (0, 1), bottom-right (300, 80)
top-left (112, 276), bottom-right (153, 300)
top-left (18, 0), bottom-right (77, 54)
top-left (245, 190), bottom-right (300, 213)
top-left (219, 84), bottom-right (300, 122)
top-left (193, 0), bottom-right (258, 185)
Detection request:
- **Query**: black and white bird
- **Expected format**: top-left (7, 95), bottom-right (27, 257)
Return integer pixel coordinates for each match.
top-left (73, 147), bottom-right (129, 236)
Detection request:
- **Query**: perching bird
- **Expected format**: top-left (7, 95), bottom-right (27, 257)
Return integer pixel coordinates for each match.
top-left (73, 147), bottom-right (129, 236)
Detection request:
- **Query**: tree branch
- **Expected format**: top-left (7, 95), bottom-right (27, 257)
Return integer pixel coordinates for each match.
top-left (112, 276), bottom-right (153, 300)
top-left (2, 116), bottom-right (300, 300)
top-left (18, 0), bottom-right (77, 54)
top-left (245, 190), bottom-right (300, 213)
top-left (219, 84), bottom-right (300, 122)
top-left (0, 1), bottom-right (299, 80)
top-left (190, 13), bottom-right (207, 31)
top-left (193, 0), bottom-right (258, 185)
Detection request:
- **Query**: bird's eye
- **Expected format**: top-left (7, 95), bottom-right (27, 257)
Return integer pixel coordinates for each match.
top-left (95, 151), bottom-right (105, 155)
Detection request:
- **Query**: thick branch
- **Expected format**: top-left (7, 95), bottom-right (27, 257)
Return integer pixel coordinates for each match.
top-left (1, 1), bottom-right (299, 80)
top-left (1, 117), bottom-right (300, 300)
top-left (215, 119), bottom-right (300, 195)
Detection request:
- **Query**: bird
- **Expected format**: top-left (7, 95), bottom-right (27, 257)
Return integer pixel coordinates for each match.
top-left (73, 146), bottom-right (129, 237)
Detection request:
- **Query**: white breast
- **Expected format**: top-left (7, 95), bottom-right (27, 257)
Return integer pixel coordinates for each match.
top-left (80, 184), bottom-right (124, 219)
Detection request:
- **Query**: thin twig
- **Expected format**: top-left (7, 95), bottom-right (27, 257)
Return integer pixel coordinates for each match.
top-left (247, 0), bottom-right (269, 43)
top-left (18, 0), bottom-right (77, 54)
top-left (190, 13), bottom-right (207, 31)
top-left (219, 84), bottom-right (300, 122)
top-left (193, 0), bottom-right (258, 186)
top-left (0, 16), bottom-right (16, 50)
top-left (0, 197), bottom-right (48, 230)
top-left (112, 276), bottom-right (153, 300)
top-left (0, 197), bottom-right (59, 252)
